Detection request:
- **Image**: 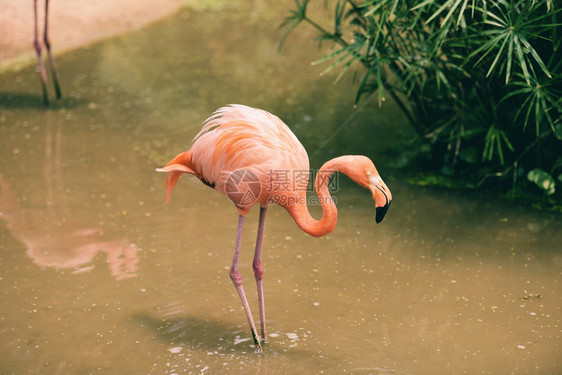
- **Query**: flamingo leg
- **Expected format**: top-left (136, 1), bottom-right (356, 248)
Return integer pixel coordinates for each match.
top-left (253, 206), bottom-right (267, 342)
top-left (33, 0), bottom-right (49, 105)
top-left (230, 215), bottom-right (262, 353)
top-left (44, 0), bottom-right (61, 100)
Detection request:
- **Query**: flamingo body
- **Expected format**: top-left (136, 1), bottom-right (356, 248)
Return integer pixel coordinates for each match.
top-left (160, 105), bottom-right (309, 215)
top-left (157, 104), bottom-right (392, 352)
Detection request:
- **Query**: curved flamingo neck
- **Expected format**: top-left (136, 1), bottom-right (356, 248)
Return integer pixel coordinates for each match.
top-left (284, 159), bottom-right (342, 237)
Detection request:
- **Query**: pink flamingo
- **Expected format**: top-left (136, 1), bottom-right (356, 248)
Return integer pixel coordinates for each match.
top-left (33, 0), bottom-right (61, 105)
top-left (157, 105), bottom-right (392, 352)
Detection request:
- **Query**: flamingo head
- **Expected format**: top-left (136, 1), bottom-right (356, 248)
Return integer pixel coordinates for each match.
top-left (335, 155), bottom-right (392, 224)
top-left (369, 171), bottom-right (392, 224)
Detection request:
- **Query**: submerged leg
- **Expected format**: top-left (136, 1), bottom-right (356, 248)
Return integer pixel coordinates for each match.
top-left (33, 0), bottom-right (49, 105)
top-left (253, 206), bottom-right (267, 342)
top-left (44, 0), bottom-right (61, 99)
top-left (230, 215), bottom-right (262, 353)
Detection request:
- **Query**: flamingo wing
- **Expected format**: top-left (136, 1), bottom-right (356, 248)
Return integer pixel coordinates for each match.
top-left (158, 105), bottom-right (310, 210)
top-left (191, 105), bottom-right (309, 192)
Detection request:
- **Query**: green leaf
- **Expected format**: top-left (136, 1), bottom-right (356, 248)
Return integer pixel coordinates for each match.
top-left (506, 34), bottom-right (514, 83)
top-left (317, 49), bottom-right (354, 76)
top-left (518, 37), bottom-right (552, 78)
top-left (411, 0), bottom-right (435, 12)
top-left (468, 33), bottom-right (507, 68)
top-left (457, 0), bottom-right (469, 26)
top-left (441, 0), bottom-right (462, 27)
top-left (514, 35), bottom-right (531, 85)
top-left (483, 126), bottom-right (513, 164)
top-left (486, 35), bottom-right (509, 78)
top-left (355, 70), bottom-right (372, 104)
top-left (459, 146), bottom-right (478, 163)
top-left (311, 48), bottom-right (348, 65)
top-left (527, 168), bottom-right (556, 195)
top-left (554, 123), bottom-right (562, 140)
top-left (278, 3), bottom-right (308, 51)
top-left (426, 0), bottom-right (453, 25)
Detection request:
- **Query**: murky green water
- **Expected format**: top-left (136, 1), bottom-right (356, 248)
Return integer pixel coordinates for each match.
top-left (1, 2), bottom-right (560, 374)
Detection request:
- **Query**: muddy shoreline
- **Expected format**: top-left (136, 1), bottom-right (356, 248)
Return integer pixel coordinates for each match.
top-left (0, 0), bottom-right (182, 71)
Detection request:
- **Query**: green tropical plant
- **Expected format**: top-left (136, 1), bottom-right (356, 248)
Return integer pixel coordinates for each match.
top-left (281, 0), bottom-right (562, 199)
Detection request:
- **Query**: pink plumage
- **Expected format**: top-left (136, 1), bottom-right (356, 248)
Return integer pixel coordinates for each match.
top-left (191, 105), bottom-right (310, 210)
top-left (157, 104), bottom-right (392, 352)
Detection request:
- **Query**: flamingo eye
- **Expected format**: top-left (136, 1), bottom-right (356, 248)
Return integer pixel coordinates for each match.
top-left (366, 171), bottom-right (372, 176)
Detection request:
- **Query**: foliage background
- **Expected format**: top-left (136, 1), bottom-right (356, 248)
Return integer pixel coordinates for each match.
top-left (281, 0), bottom-right (562, 208)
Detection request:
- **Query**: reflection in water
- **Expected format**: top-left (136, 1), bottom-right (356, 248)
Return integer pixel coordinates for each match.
top-left (0, 117), bottom-right (139, 280)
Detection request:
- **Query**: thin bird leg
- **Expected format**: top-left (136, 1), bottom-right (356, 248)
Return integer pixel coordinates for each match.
top-left (43, 0), bottom-right (61, 99)
top-left (230, 215), bottom-right (263, 353)
top-left (33, 0), bottom-right (49, 105)
top-left (252, 206), bottom-right (267, 342)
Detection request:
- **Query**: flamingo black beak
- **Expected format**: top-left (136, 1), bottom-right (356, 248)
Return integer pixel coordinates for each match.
top-left (375, 186), bottom-right (391, 224)
top-left (368, 173), bottom-right (392, 224)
